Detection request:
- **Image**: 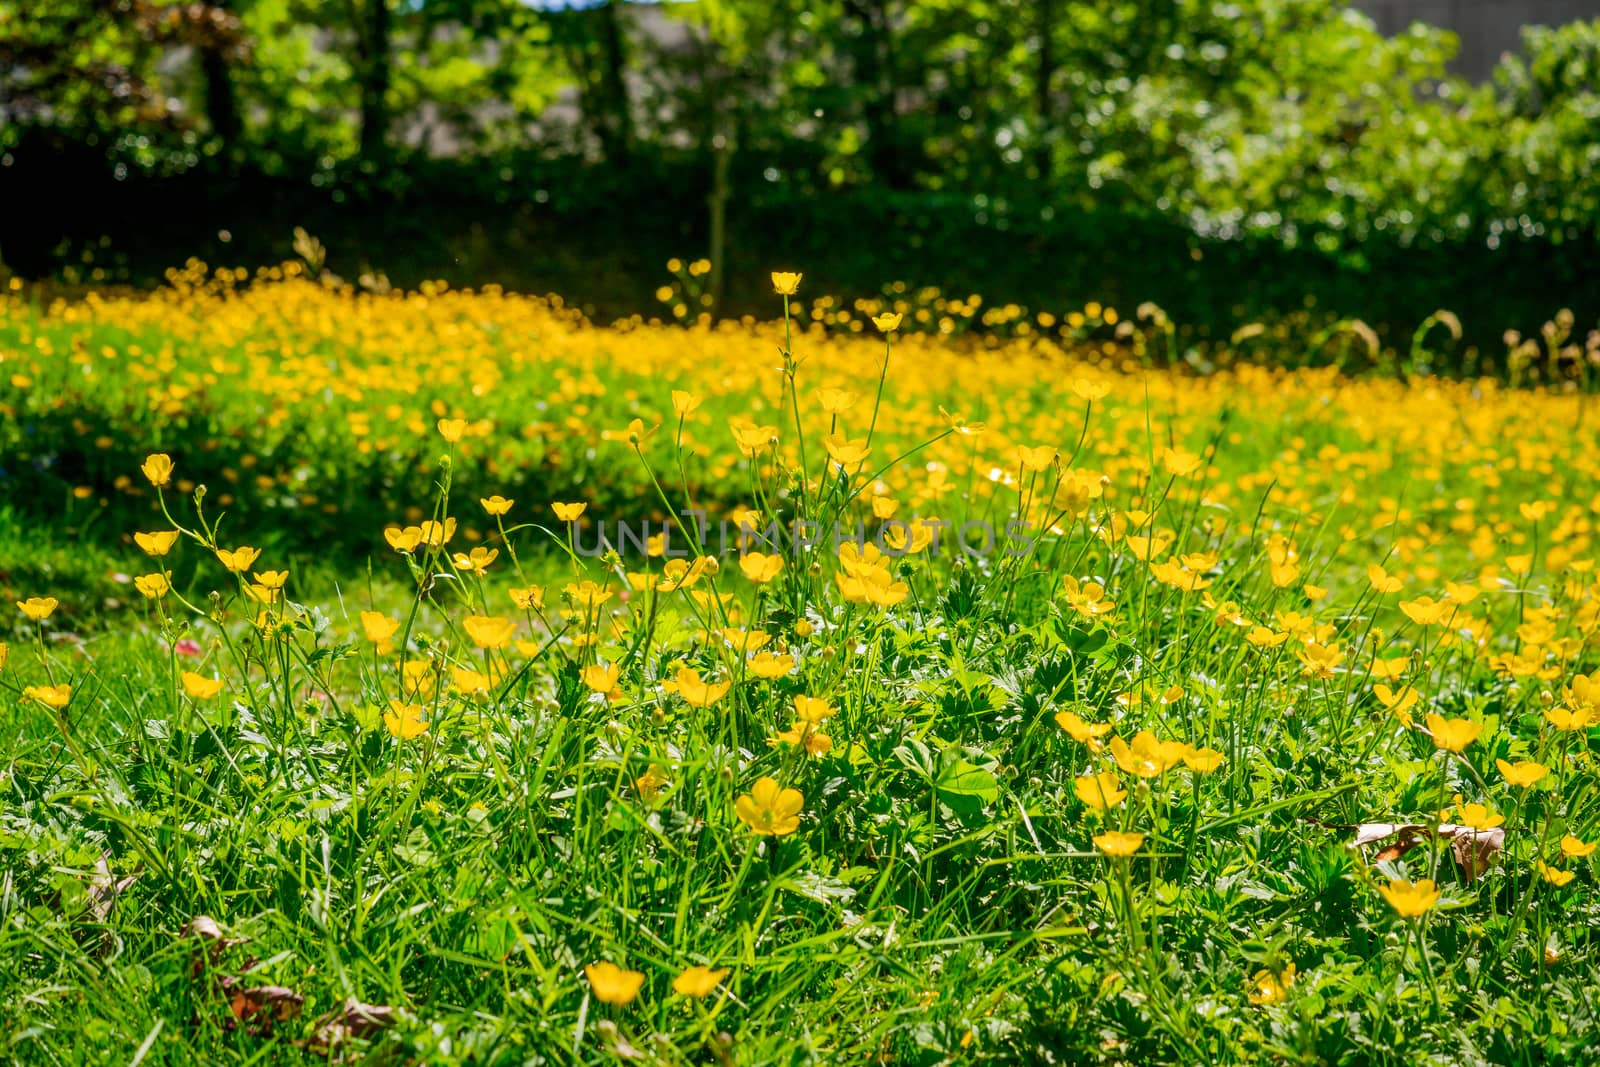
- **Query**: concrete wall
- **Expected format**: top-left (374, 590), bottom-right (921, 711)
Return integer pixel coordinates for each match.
top-left (1351, 0), bottom-right (1599, 79)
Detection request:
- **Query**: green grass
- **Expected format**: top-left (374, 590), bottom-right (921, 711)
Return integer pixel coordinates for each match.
top-left (3, 279), bottom-right (1600, 1065)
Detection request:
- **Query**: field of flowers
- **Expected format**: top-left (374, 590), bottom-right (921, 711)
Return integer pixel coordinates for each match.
top-left (1, 264), bottom-right (1598, 1064)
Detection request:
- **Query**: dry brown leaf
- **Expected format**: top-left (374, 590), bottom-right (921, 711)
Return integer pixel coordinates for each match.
top-left (1443, 826), bottom-right (1505, 883)
top-left (1346, 822), bottom-right (1506, 882)
top-left (307, 998), bottom-right (402, 1052)
top-left (226, 983), bottom-right (305, 1027)
top-left (86, 853), bottom-right (139, 923)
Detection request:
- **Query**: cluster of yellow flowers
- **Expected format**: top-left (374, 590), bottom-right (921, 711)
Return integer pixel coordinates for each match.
top-left (5, 265), bottom-right (1599, 1022)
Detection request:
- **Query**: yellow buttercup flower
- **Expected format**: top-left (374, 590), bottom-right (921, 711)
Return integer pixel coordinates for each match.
top-left (24, 684), bottom-right (72, 710)
top-left (1092, 830), bottom-right (1145, 857)
top-left (1055, 710), bottom-right (1112, 744)
top-left (1247, 963), bottom-right (1296, 1006)
top-left (1559, 835), bottom-right (1595, 859)
top-left (672, 666), bottom-right (730, 707)
top-left (436, 417), bottom-right (467, 442)
top-left (463, 615), bottom-right (517, 649)
top-left (739, 551), bottom-right (784, 584)
top-left (1425, 713), bottom-right (1480, 753)
top-left (17, 597), bottom-right (58, 621)
top-left (671, 390), bottom-right (701, 418)
top-left (1496, 759), bottom-right (1549, 787)
top-left (872, 311), bottom-right (903, 333)
top-left (141, 453), bottom-right (174, 487)
top-left (1073, 771), bottom-right (1126, 812)
top-left (770, 271), bottom-right (802, 296)
top-left (735, 776), bottom-right (803, 836)
top-left (480, 495), bottom-right (514, 516)
top-left (585, 961), bottom-right (645, 1006)
top-left (1377, 878), bottom-right (1439, 918)
top-left (181, 672), bottom-right (225, 699)
top-left (672, 965), bottom-right (729, 998)
top-left (215, 546), bottom-right (262, 574)
top-left (1182, 745), bottom-right (1225, 773)
top-left (384, 526), bottom-right (424, 553)
top-left (361, 611), bottom-right (401, 648)
top-left (582, 662), bottom-right (620, 697)
top-left (1108, 730), bottom-right (1186, 778)
top-left (383, 700), bottom-right (429, 739)
top-left (747, 651), bottom-right (796, 679)
top-left (134, 530), bottom-right (181, 556)
top-left (552, 501), bottom-right (587, 523)
top-left (1537, 862), bottom-right (1576, 887)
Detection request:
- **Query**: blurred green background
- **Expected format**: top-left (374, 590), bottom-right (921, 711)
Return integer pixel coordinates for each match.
top-left (3, 0), bottom-right (1598, 345)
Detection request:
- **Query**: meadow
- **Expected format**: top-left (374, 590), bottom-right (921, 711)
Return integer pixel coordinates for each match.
top-left (1, 262), bottom-right (1598, 1064)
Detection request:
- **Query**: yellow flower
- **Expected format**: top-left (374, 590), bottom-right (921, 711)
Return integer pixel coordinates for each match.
top-left (1452, 801), bottom-right (1504, 831)
top-left (553, 501), bottom-right (587, 523)
top-left (772, 721), bottom-right (833, 757)
top-left (585, 962), bottom-right (645, 1006)
top-left (0, 643), bottom-right (8, 673)
top-left (1425, 713), bottom-right (1480, 753)
top-left (463, 615), bottom-right (517, 649)
top-left (1182, 745), bottom-right (1225, 773)
top-left (817, 388), bottom-right (859, 415)
top-left (215, 546), bottom-right (261, 574)
top-left (141, 453), bottom-right (174, 487)
top-left (181, 672), bottom-right (225, 699)
top-left (1092, 830), bottom-right (1145, 857)
top-left (1400, 596), bottom-right (1453, 626)
top-left (739, 552), bottom-right (784, 584)
top-left (1537, 862), bottom-right (1576, 887)
top-left (361, 611), bottom-right (401, 647)
top-left (17, 597), bottom-right (58, 621)
top-left (253, 570), bottom-right (288, 590)
top-left (1544, 705), bottom-right (1594, 732)
top-left (872, 312), bottom-right (903, 332)
top-left (635, 764), bottom-right (669, 799)
top-left (134, 530), bottom-right (181, 556)
top-left (437, 417), bottom-right (467, 442)
top-left (1377, 878), bottom-right (1439, 917)
top-left (1073, 771), bottom-right (1126, 812)
top-left (1055, 710), bottom-right (1112, 744)
top-left (509, 585), bottom-right (545, 611)
top-left (1015, 444), bottom-right (1057, 473)
top-left (672, 666), bottom-right (731, 707)
top-left (383, 700), bottom-right (429, 739)
top-left (1496, 758), bottom-right (1550, 787)
top-left (1374, 684), bottom-right (1419, 727)
top-left (452, 547), bottom-right (499, 575)
top-left (672, 965), bottom-right (729, 998)
top-left (1560, 835), bottom-right (1595, 859)
top-left (1108, 730), bottom-right (1186, 778)
top-left (480, 495), bottom-right (514, 516)
top-left (793, 695), bottom-right (836, 723)
top-left (453, 668), bottom-right (492, 696)
top-left (1247, 963), bottom-right (1296, 1006)
top-left (823, 433), bottom-right (872, 469)
top-left (1366, 563), bottom-right (1402, 593)
top-left (24, 683), bottom-right (72, 710)
top-left (582, 662), bottom-right (620, 697)
top-left (747, 651), bottom-right (796, 679)
top-left (384, 526), bottom-right (424, 553)
top-left (770, 271), bottom-right (802, 296)
top-left (735, 776), bottom-right (804, 836)
top-left (671, 390), bottom-right (701, 418)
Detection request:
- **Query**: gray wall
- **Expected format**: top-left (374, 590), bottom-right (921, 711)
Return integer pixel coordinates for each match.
top-left (1351, 0), bottom-right (1600, 79)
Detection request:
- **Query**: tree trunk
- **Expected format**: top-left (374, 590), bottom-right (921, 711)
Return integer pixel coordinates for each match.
top-left (1034, 0), bottom-right (1055, 180)
top-left (595, 0), bottom-right (632, 167)
top-left (199, 0), bottom-right (240, 151)
top-left (359, 0), bottom-right (391, 161)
